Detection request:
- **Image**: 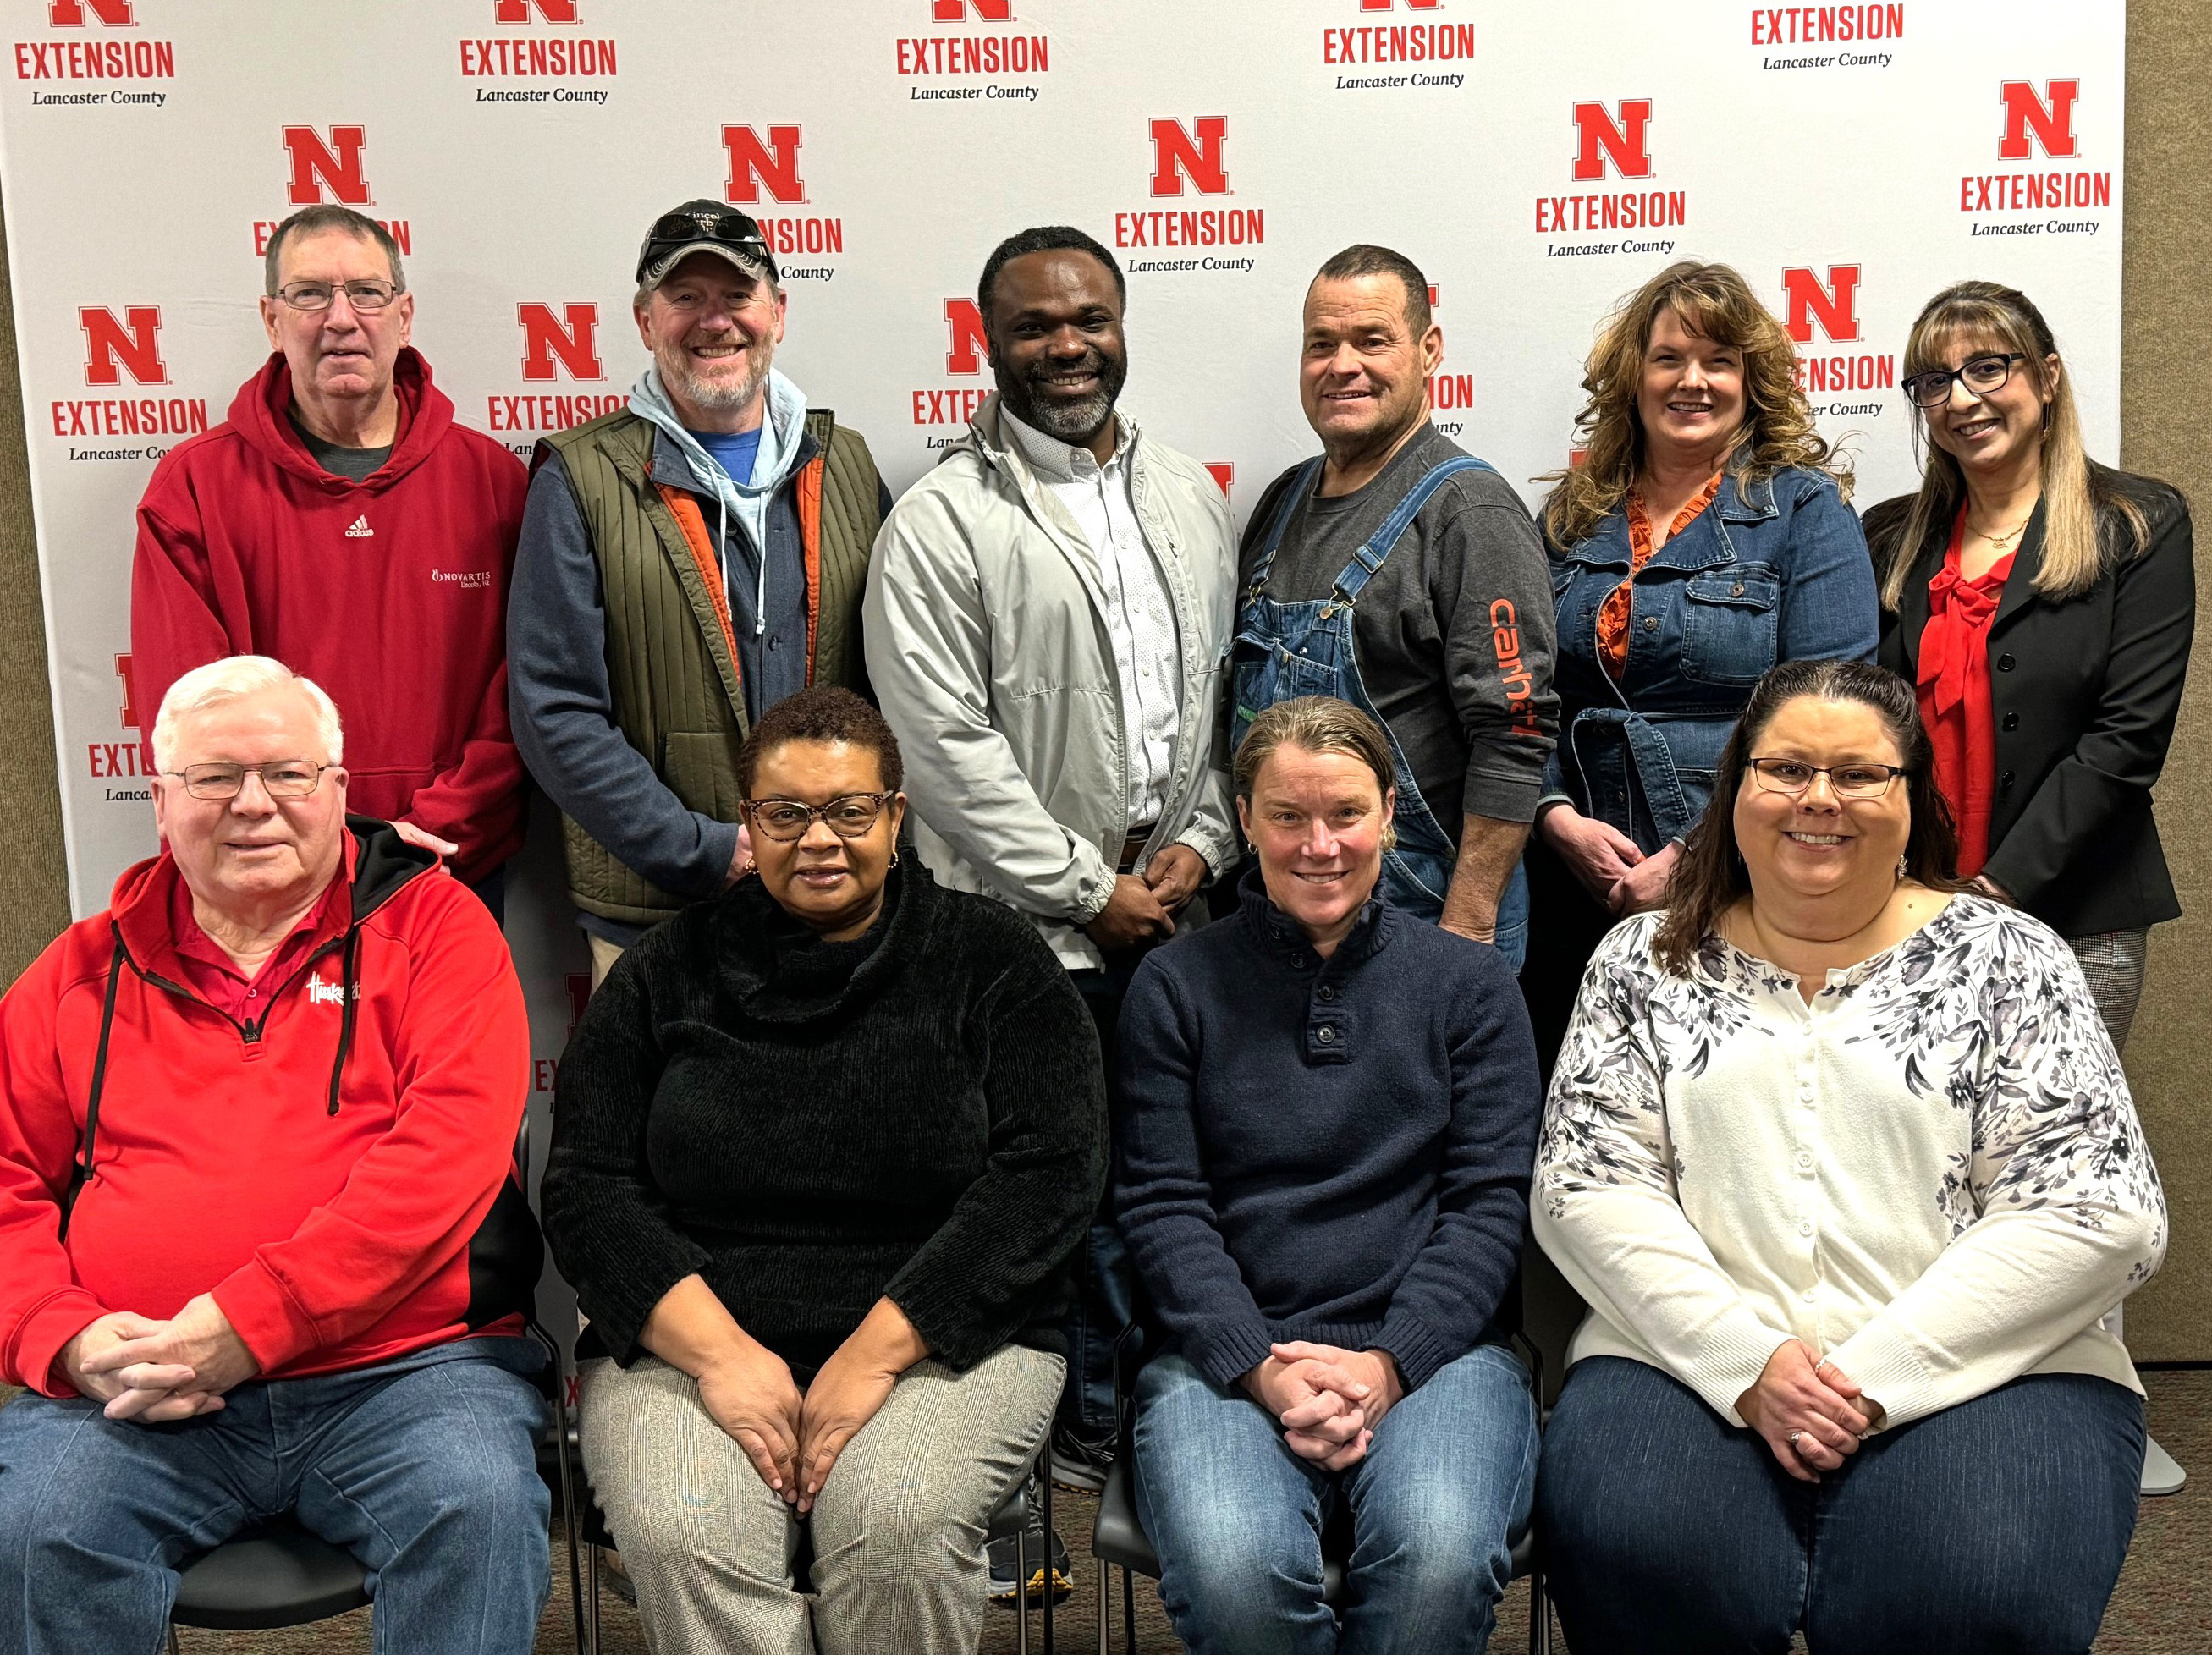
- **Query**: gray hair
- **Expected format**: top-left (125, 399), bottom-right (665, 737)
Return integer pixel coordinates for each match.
top-left (262, 206), bottom-right (406, 297)
top-left (151, 656), bottom-right (344, 773)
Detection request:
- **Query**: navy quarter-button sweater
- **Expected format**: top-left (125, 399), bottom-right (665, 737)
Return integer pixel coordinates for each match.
top-left (1113, 871), bottom-right (1540, 1393)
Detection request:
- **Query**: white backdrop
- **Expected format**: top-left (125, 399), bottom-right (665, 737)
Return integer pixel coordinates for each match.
top-left (0, 0), bottom-right (2126, 1232)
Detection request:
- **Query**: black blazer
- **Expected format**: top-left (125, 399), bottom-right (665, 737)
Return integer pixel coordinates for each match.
top-left (1863, 465), bottom-right (2194, 937)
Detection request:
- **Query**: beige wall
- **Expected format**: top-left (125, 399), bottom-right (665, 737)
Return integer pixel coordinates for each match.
top-left (0, 8), bottom-right (2206, 1352)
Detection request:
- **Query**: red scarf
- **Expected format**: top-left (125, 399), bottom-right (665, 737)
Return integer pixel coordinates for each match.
top-left (1916, 508), bottom-right (2014, 878)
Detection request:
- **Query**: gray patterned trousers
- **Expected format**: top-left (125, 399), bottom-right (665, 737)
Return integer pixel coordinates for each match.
top-left (2066, 927), bottom-right (2150, 1053)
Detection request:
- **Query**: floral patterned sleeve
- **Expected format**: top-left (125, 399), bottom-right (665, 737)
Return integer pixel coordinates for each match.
top-left (1824, 913), bottom-right (2165, 1428)
top-left (1532, 916), bottom-right (1797, 1423)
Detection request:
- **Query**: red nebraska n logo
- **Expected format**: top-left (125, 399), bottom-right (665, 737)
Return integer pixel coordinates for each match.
top-left (1150, 117), bottom-right (1229, 196)
top-left (1780, 266), bottom-right (1862, 345)
top-left (47, 0), bottom-right (134, 25)
top-left (1361, 0), bottom-right (1441, 9)
top-left (495, 0), bottom-right (578, 19)
top-left (519, 304), bottom-right (603, 381)
top-left (115, 654), bottom-right (138, 731)
top-left (944, 300), bottom-right (988, 376)
top-left (1571, 100), bottom-right (1653, 181)
top-left (283, 126), bottom-right (371, 206)
top-left (1999, 80), bottom-right (2078, 159)
top-left (724, 124), bottom-right (804, 205)
top-left (933, 0), bottom-right (1011, 18)
top-left (80, 306), bottom-right (166, 386)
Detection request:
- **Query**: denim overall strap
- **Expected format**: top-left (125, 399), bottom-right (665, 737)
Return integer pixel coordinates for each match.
top-left (1567, 706), bottom-right (1697, 845)
top-left (1242, 456), bottom-right (1326, 606)
top-left (1331, 454), bottom-right (1496, 605)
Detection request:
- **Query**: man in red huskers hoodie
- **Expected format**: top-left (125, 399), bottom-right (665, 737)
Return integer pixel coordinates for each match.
top-left (0, 657), bottom-right (548, 1653)
top-left (131, 204), bottom-right (528, 915)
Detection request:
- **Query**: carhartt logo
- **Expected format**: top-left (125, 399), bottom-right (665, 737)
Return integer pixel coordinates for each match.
top-left (308, 974), bottom-right (345, 1008)
top-left (283, 125), bottom-right (371, 206)
top-left (1999, 79), bottom-right (2078, 158)
top-left (724, 124), bottom-right (804, 204)
top-left (1781, 265), bottom-right (1861, 344)
top-left (80, 306), bottom-right (166, 386)
top-left (944, 299), bottom-right (988, 376)
top-left (519, 303), bottom-right (603, 380)
top-left (1150, 117), bottom-right (1230, 196)
top-left (344, 515), bottom-right (373, 538)
top-left (1571, 100), bottom-right (1653, 180)
top-left (47, 0), bottom-right (133, 23)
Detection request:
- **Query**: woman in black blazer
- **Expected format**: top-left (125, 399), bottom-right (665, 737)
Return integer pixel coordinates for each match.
top-left (1864, 280), bottom-right (2194, 1048)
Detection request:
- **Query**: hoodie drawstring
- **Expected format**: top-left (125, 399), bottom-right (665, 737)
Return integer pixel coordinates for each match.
top-left (326, 928), bottom-right (361, 1117)
top-left (58, 938), bottom-right (125, 1244)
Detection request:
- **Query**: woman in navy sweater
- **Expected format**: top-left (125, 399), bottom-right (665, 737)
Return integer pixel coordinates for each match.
top-left (1115, 696), bottom-right (1542, 1655)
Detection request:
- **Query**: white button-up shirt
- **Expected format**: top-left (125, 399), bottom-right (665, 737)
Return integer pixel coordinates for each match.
top-left (1002, 407), bottom-right (1184, 836)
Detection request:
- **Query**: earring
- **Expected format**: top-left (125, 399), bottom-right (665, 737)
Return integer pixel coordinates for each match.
top-left (1896, 854), bottom-right (1908, 881)
top-left (889, 845), bottom-right (902, 868)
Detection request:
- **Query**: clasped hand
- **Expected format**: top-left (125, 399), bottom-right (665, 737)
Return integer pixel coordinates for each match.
top-left (1735, 1339), bottom-right (1882, 1483)
top-left (1245, 1340), bottom-right (1404, 1472)
top-left (63, 1295), bottom-right (261, 1423)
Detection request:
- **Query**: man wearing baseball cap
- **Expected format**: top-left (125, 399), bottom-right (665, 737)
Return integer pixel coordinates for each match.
top-left (509, 201), bottom-right (891, 978)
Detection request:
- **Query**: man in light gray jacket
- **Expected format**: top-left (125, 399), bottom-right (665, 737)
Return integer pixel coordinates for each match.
top-left (865, 225), bottom-right (1238, 1525)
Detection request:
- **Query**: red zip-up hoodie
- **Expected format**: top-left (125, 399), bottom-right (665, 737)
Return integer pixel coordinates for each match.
top-left (131, 351), bottom-right (529, 883)
top-left (0, 821), bottom-right (530, 1394)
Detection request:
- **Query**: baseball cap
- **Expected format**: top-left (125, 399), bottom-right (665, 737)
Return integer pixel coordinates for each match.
top-left (636, 200), bottom-right (779, 289)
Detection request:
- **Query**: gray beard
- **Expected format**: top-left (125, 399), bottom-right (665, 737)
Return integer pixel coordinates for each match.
top-left (1021, 386), bottom-right (1115, 443)
top-left (660, 342), bottom-right (771, 415)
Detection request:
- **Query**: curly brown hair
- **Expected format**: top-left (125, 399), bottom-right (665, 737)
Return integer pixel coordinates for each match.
top-left (1541, 261), bottom-right (1850, 548)
top-left (737, 685), bottom-right (904, 796)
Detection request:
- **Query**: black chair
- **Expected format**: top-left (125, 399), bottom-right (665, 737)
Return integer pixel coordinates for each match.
top-left (165, 1138), bottom-right (560, 1652)
top-left (1092, 1256), bottom-right (1575, 1655)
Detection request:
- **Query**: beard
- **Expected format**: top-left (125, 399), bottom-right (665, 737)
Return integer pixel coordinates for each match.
top-left (658, 330), bottom-right (774, 414)
top-left (1006, 347), bottom-right (1128, 443)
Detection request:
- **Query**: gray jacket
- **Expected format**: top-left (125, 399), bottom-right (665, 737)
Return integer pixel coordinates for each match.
top-left (865, 394), bottom-right (1239, 969)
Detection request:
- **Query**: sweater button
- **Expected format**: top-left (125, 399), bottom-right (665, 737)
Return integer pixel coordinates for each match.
top-left (1996, 652), bottom-right (2015, 671)
top-left (1318, 985), bottom-right (1338, 1002)
top-left (1290, 954), bottom-right (1309, 969)
top-left (1316, 1025), bottom-right (1336, 1044)
top-left (2001, 712), bottom-right (2019, 731)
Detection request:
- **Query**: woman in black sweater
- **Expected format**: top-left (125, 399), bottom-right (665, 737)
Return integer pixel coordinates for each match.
top-left (541, 686), bottom-right (1105, 1655)
top-left (1115, 696), bottom-right (1542, 1655)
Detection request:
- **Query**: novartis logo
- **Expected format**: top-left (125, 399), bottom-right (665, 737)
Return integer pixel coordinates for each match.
top-left (432, 569), bottom-right (492, 588)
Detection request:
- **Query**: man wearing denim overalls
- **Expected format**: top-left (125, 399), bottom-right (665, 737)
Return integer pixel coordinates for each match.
top-left (1235, 245), bottom-right (1557, 970)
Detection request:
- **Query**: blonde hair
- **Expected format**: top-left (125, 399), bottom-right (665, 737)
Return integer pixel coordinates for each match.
top-left (151, 656), bottom-right (343, 773)
top-left (1879, 280), bottom-right (2148, 611)
top-left (1235, 696), bottom-right (1398, 850)
top-left (1542, 261), bottom-right (1850, 548)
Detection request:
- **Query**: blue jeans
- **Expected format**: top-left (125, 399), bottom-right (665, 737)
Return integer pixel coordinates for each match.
top-left (1133, 1344), bottom-right (1537, 1655)
top-left (0, 1337), bottom-right (549, 1655)
top-left (1537, 1355), bottom-right (2143, 1655)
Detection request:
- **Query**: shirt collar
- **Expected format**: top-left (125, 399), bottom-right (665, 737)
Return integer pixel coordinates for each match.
top-left (999, 403), bottom-right (1134, 485)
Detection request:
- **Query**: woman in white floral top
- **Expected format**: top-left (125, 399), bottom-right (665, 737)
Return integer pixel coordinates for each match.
top-left (1532, 657), bottom-right (2163, 1655)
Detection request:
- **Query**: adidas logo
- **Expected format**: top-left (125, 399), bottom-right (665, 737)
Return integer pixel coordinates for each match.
top-left (343, 515), bottom-right (373, 538)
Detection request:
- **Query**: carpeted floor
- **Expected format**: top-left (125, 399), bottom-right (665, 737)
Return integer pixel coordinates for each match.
top-left (163, 1367), bottom-right (2212, 1653)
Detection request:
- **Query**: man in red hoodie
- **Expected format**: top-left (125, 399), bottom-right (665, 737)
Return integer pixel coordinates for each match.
top-left (131, 205), bottom-right (528, 913)
top-left (0, 657), bottom-right (547, 1653)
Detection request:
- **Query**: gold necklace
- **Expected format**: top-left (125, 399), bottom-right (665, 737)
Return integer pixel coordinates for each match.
top-left (1967, 506), bottom-right (2036, 550)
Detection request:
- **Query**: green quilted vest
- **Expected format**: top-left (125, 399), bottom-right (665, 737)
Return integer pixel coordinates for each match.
top-left (538, 407), bottom-right (883, 927)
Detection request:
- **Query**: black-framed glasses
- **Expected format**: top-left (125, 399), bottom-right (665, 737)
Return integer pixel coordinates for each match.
top-left (1901, 352), bottom-right (2026, 409)
top-left (1747, 758), bottom-right (1909, 800)
top-left (163, 759), bottom-right (332, 800)
top-left (648, 210), bottom-right (768, 251)
top-left (741, 792), bottom-right (895, 842)
top-left (272, 280), bottom-right (400, 313)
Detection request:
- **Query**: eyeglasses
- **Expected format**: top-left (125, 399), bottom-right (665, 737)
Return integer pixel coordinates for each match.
top-left (272, 280), bottom-right (401, 313)
top-left (1747, 758), bottom-right (1909, 800)
top-left (741, 792), bottom-right (895, 842)
top-left (162, 760), bottom-right (332, 800)
top-left (1901, 352), bottom-right (2026, 409)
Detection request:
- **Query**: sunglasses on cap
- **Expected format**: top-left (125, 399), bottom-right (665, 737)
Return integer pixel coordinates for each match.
top-left (639, 209), bottom-right (775, 279)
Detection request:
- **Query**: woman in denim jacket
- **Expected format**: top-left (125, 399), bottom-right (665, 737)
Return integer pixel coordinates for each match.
top-left (1521, 262), bottom-right (1879, 1065)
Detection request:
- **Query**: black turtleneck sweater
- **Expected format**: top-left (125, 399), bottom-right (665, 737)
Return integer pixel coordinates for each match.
top-left (541, 864), bottom-right (1107, 1379)
top-left (1114, 870), bottom-right (1539, 1393)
